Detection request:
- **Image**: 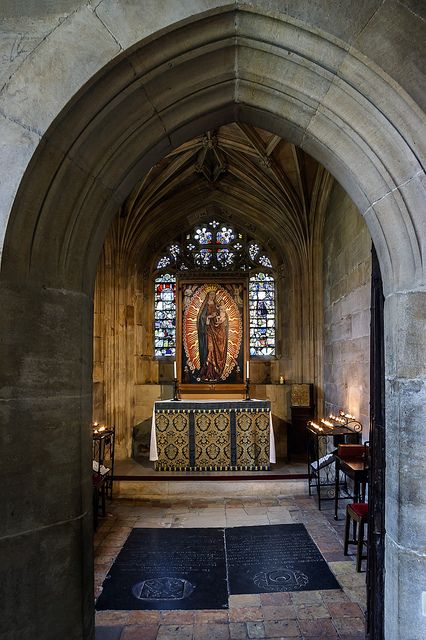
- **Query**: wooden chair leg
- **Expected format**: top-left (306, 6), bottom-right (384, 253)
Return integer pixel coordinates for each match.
top-left (357, 520), bottom-right (365, 572)
top-left (344, 509), bottom-right (351, 555)
top-left (352, 517), bottom-right (357, 542)
top-left (100, 484), bottom-right (106, 517)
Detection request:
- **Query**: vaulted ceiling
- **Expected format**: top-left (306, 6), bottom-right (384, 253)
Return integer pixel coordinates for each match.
top-left (111, 123), bottom-right (334, 271)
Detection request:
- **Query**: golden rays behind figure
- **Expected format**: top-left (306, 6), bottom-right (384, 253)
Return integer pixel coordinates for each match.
top-left (183, 283), bottom-right (242, 382)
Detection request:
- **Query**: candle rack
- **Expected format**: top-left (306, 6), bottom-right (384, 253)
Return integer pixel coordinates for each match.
top-left (306, 411), bottom-right (362, 510)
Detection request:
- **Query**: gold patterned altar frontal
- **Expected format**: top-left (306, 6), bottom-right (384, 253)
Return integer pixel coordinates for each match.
top-left (155, 411), bottom-right (190, 471)
top-left (194, 411), bottom-right (231, 469)
top-left (236, 411), bottom-right (270, 468)
top-left (154, 404), bottom-right (271, 471)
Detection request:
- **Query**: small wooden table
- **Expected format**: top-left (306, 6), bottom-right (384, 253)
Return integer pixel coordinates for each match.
top-left (334, 455), bottom-right (368, 520)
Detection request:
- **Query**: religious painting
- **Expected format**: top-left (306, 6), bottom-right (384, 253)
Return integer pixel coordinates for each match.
top-left (177, 277), bottom-right (248, 395)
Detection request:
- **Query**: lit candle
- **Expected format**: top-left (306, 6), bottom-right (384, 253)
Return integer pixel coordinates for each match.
top-left (246, 360), bottom-right (249, 379)
top-left (173, 361), bottom-right (177, 379)
top-left (279, 375), bottom-right (284, 384)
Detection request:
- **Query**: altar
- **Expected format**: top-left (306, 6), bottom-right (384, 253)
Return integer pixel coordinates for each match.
top-left (150, 400), bottom-right (276, 471)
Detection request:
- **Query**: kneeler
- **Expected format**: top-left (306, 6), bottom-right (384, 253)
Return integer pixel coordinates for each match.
top-left (344, 502), bottom-right (368, 572)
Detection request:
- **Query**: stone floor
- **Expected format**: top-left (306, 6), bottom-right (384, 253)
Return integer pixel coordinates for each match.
top-left (95, 481), bottom-right (367, 640)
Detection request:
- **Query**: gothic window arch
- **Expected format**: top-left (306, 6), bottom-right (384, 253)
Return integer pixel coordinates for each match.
top-left (154, 220), bottom-right (276, 358)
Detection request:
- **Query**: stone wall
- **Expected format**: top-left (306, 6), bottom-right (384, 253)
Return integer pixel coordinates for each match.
top-left (323, 183), bottom-right (371, 436)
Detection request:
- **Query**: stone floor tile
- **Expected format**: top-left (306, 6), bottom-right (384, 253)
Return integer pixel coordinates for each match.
top-left (295, 603), bottom-right (330, 620)
top-left (322, 552), bottom-right (351, 562)
top-left (229, 607), bottom-right (262, 622)
top-left (229, 622), bottom-right (248, 639)
top-left (193, 622), bottom-right (230, 640)
top-left (225, 500), bottom-right (244, 516)
top-left (261, 604), bottom-right (297, 620)
top-left (95, 626), bottom-right (123, 640)
top-left (96, 611), bottom-right (130, 625)
top-left (97, 545), bottom-right (124, 558)
top-left (226, 517), bottom-right (270, 526)
top-left (246, 621), bottom-right (266, 639)
top-left (290, 591), bottom-right (323, 605)
top-left (94, 553), bottom-right (117, 566)
top-left (298, 618), bottom-right (338, 637)
top-left (95, 563), bottom-right (114, 578)
top-left (161, 610), bottom-right (195, 624)
top-left (328, 562), bottom-right (357, 575)
top-left (263, 619), bottom-right (301, 637)
top-left (94, 494), bottom-right (367, 638)
top-left (326, 602), bottom-right (364, 619)
top-left (319, 590), bottom-right (349, 604)
top-left (110, 525), bottom-right (133, 533)
top-left (156, 624), bottom-right (194, 640)
top-left (120, 625), bottom-right (158, 639)
top-left (244, 507), bottom-right (268, 515)
top-left (332, 616), bottom-right (365, 635)
top-left (229, 594), bottom-right (261, 607)
top-left (194, 610), bottom-right (229, 624)
top-left (126, 611), bottom-right (160, 625)
top-left (267, 517), bottom-right (295, 525)
top-left (342, 592), bottom-right (367, 612)
top-left (336, 574), bottom-right (366, 589)
top-left (259, 592), bottom-right (292, 606)
top-left (104, 533), bottom-right (133, 543)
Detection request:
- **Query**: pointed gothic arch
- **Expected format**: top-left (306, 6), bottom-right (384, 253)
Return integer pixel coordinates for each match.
top-left (0, 6), bottom-right (424, 639)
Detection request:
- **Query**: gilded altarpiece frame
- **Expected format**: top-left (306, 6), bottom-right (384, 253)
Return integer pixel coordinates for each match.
top-left (177, 276), bottom-right (248, 398)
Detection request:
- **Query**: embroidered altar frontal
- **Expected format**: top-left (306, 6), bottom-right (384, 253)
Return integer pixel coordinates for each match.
top-left (152, 400), bottom-right (273, 471)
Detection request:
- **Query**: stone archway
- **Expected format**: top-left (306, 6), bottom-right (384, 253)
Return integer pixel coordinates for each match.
top-left (0, 6), bottom-right (424, 640)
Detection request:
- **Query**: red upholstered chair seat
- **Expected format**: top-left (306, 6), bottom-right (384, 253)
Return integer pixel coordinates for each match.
top-left (348, 502), bottom-right (368, 518)
top-left (344, 502), bottom-right (368, 571)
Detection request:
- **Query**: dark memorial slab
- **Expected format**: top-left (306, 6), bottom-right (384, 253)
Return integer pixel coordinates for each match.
top-left (96, 528), bottom-right (228, 611)
top-left (225, 523), bottom-right (340, 594)
top-left (96, 524), bottom-right (341, 610)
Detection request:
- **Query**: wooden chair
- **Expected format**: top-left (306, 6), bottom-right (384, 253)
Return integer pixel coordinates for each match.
top-left (92, 464), bottom-right (110, 530)
top-left (344, 502), bottom-right (368, 572)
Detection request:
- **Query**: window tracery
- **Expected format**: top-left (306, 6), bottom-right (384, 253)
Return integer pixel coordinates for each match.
top-left (154, 220), bottom-right (276, 358)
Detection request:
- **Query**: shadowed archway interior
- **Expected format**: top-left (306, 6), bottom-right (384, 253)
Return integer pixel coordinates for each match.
top-left (93, 123), bottom-right (332, 458)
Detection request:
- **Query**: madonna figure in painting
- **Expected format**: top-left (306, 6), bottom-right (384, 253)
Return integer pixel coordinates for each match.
top-left (198, 290), bottom-right (228, 380)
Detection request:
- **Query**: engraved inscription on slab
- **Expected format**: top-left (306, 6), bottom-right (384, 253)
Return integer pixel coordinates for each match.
top-left (253, 569), bottom-right (309, 591)
top-left (132, 577), bottom-right (195, 600)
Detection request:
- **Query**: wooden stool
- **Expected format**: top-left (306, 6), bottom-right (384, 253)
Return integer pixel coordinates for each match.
top-left (344, 502), bottom-right (368, 572)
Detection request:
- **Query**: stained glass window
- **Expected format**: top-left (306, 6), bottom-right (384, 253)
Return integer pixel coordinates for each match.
top-left (194, 226), bottom-right (212, 244)
top-left (258, 254), bottom-right (273, 268)
top-left (154, 273), bottom-right (176, 357)
top-left (157, 255), bottom-right (171, 269)
top-left (154, 220), bottom-right (276, 358)
top-left (249, 272), bottom-right (276, 356)
top-left (248, 243), bottom-right (260, 261)
top-left (217, 248), bottom-right (234, 267)
top-left (194, 248), bottom-right (212, 266)
top-left (216, 226), bottom-right (234, 244)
